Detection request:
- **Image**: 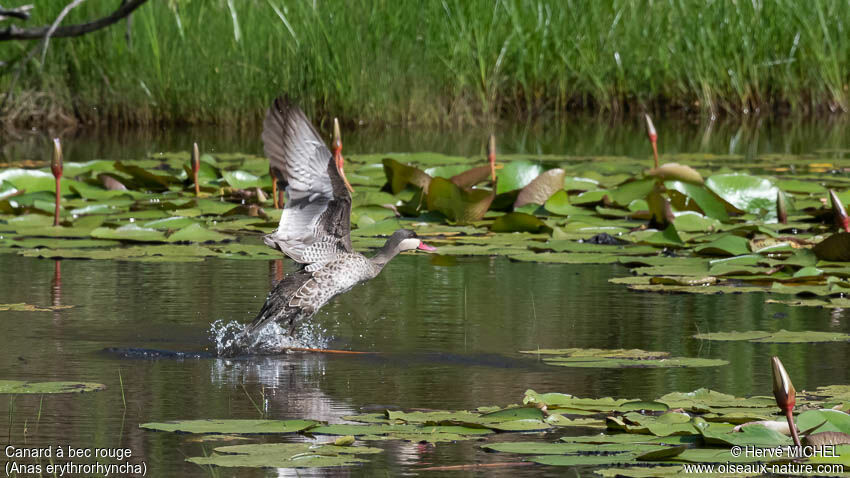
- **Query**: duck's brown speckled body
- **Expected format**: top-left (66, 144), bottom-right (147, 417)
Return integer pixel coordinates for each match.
top-left (220, 98), bottom-right (433, 356)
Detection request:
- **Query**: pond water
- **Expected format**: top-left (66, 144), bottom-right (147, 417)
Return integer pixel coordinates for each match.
top-left (2, 117), bottom-right (850, 476)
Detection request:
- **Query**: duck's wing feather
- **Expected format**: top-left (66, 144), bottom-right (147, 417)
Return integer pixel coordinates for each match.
top-left (262, 97), bottom-right (352, 264)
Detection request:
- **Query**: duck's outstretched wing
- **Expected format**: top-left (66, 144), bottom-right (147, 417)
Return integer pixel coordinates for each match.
top-left (262, 97), bottom-right (352, 266)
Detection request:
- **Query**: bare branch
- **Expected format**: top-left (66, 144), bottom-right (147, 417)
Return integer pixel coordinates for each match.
top-left (0, 0), bottom-right (147, 41)
top-left (0, 5), bottom-right (33, 21)
top-left (41, 0), bottom-right (87, 64)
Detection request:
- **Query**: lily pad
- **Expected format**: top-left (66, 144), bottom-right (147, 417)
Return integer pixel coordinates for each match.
top-left (186, 443), bottom-right (382, 468)
top-left (490, 212), bottom-right (549, 233)
top-left (91, 224), bottom-right (168, 242)
top-left (514, 168), bottom-right (565, 208)
top-left (426, 177), bottom-right (494, 224)
top-left (705, 173), bottom-right (779, 216)
top-left (519, 348), bottom-right (726, 369)
top-left (167, 224), bottom-right (233, 243)
top-left (496, 160), bottom-right (545, 194)
top-left (694, 330), bottom-right (850, 343)
top-left (0, 380), bottom-right (105, 394)
top-left (140, 419), bottom-right (318, 434)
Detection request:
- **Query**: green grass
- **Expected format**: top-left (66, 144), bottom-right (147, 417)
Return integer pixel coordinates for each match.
top-left (1, 0), bottom-right (849, 126)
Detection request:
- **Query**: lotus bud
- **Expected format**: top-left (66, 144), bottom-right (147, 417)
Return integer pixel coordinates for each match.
top-left (332, 118), bottom-right (354, 193)
top-left (771, 356), bottom-right (796, 412)
top-left (777, 190), bottom-right (788, 224)
top-left (192, 142), bottom-right (201, 196)
top-left (333, 118), bottom-right (342, 153)
top-left (771, 356), bottom-right (802, 447)
top-left (51, 138), bottom-right (63, 179)
top-left (645, 114), bottom-right (659, 168)
top-left (829, 189), bottom-right (850, 233)
top-left (52, 138), bottom-right (63, 226)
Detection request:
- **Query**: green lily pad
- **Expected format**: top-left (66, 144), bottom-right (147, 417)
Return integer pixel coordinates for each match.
top-left (638, 225), bottom-right (685, 248)
top-left (140, 419), bottom-right (318, 434)
top-left (91, 224), bottom-right (168, 242)
top-left (797, 409), bottom-right (850, 435)
top-left (382, 158), bottom-right (431, 194)
top-left (694, 330), bottom-right (850, 343)
top-left (0, 380), bottom-right (105, 394)
top-left (168, 223), bottom-right (233, 243)
top-left (657, 389), bottom-right (776, 410)
top-left (705, 173), bottom-right (779, 217)
top-left (186, 443), bottom-right (382, 469)
top-left (694, 235), bottom-right (751, 256)
top-left (665, 181), bottom-right (728, 220)
top-left (519, 348), bottom-right (726, 369)
top-left (481, 441), bottom-right (660, 455)
top-left (699, 423), bottom-right (791, 447)
top-left (544, 190), bottom-right (590, 216)
top-left (496, 160), bottom-right (545, 194)
top-left (530, 453), bottom-right (639, 466)
top-left (490, 212), bottom-right (548, 233)
top-left (309, 422), bottom-right (494, 437)
top-left (0, 302), bottom-right (74, 311)
top-left (813, 233), bottom-right (850, 262)
top-left (221, 170), bottom-right (266, 189)
top-left (426, 177), bottom-right (494, 224)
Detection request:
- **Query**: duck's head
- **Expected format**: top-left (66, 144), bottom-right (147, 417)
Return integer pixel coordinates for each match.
top-left (391, 229), bottom-right (437, 253)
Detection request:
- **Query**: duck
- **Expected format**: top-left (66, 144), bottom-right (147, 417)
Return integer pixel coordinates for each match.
top-left (221, 98), bottom-right (435, 356)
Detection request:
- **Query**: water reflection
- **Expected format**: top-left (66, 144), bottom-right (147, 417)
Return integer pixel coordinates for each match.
top-left (6, 115), bottom-right (850, 168)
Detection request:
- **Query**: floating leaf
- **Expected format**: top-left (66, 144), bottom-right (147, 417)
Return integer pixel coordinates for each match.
top-left (0, 303), bottom-right (74, 311)
top-left (797, 410), bottom-right (850, 435)
top-left (665, 181), bottom-right (728, 221)
top-left (694, 330), bottom-right (850, 343)
top-left (308, 423), bottom-right (492, 437)
top-left (813, 233), bottom-right (850, 262)
top-left (514, 168), bottom-right (565, 208)
top-left (609, 178), bottom-right (656, 207)
top-left (221, 170), bottom-right (265, 189)
top-left (496, 160), bottom-right (544, 194)
top-left (186, 443), bottom-right (381, 468)
top-left (382, 158), bottom-right (431, 194)
top-left (0, 380), bottom-right (105, 394)
top-left (693, 235), bottom-right (751, 256)
top-left (425, 177), bottom-right (494, 224)
top-left (490, 212), bottom-right (548, 233)
top-left (705, 173), bottom-right (779, 216)
top-left (544, 190), bottom-right (591, 216)
top-left (168, 223), bottom-right (233, 243)
top-left (519, 348), bottom-right (726, 369)
top-left (140, 419), bottom-right (318, 434)
top-left (91, 224), bottom-right (168, 242)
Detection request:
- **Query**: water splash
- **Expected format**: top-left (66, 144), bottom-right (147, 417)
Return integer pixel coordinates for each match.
top-left (209, 319), bottom-right (330, 357)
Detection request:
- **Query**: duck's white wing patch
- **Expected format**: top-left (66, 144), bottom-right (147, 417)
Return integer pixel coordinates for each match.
top-left (262, 97), bottom-right (352, 265)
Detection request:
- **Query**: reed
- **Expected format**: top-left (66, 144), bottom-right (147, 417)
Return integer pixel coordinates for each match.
top-left (2, 0), bottom-right (849, 126)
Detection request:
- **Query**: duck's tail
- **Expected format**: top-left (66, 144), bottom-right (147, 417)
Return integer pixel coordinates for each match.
top-left (215, 269), bottom-right (313, 357)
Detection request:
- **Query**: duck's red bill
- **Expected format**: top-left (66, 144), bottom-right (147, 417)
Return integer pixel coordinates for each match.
top-left (417, 242), bottom-right (437, 252)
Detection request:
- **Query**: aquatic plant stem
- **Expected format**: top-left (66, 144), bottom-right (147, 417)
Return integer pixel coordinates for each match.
top-left (51, 138), bottom-right (62, 226)
top-left (271, 169), bottom-right (279, 209)
top-left (786, 409), bottom-right (802, 448)
top-left (488, 134), bottom-right (497, 182)
top-left (192, 142), bottom-right (200, 196)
